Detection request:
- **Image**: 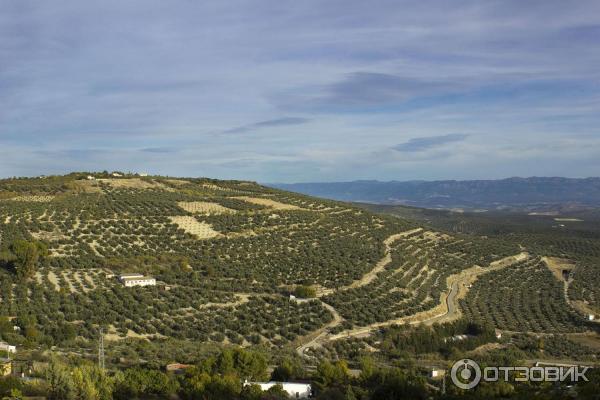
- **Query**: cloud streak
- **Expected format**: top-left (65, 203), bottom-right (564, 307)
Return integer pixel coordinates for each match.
top-left (221, 117), bottom-right (310, 134)
top-left (393, 134), bottom-right (469, 152)
top-left (274, 72), bottom-right (459, 112)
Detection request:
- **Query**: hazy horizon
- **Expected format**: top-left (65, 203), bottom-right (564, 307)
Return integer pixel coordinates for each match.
top-left (2, 1), bottom-right (600, 182)
top-left (2, 172), bottom-right (599, 184)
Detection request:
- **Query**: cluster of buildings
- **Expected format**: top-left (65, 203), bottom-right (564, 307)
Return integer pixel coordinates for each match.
top-left (85, 171), bottom-right (149, 180)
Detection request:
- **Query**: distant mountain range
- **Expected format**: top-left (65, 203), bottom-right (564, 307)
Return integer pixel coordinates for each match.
top-left (269, 177), bottom-right (600, 211)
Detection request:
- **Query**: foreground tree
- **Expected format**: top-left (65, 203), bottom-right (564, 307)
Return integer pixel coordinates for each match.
top-left (46, 358), bottom-right (75, 400)
top-left (10, 240), bottom-right (48, 281)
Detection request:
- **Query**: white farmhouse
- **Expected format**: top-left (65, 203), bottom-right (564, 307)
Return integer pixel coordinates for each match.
top-left (119, 273), bottom-right (156, 287)
top-left (243, 381), bottom-right (312, 399)
top-left (0, 342), bottom-right (16, 354)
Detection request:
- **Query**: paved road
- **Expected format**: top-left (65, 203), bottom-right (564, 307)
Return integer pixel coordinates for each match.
top-left (425, 280), bottom-right (460, 325)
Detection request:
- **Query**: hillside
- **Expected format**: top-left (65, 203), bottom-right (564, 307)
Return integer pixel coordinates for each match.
top-left (358, 202), bottom-right (600, 324)
top-left (1, 173), bottom-right (599, 385)
top-left (270, 177), bottom-right (600, 211)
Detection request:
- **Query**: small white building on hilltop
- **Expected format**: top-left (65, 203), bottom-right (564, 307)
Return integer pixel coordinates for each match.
top-left (119, 273), bottom-right (156, 287)
top-left (243, 381), bottom-right (312, 399)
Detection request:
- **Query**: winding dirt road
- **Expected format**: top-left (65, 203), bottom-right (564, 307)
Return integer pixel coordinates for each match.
top-left (296, 228), bottom-right (422, 356)
top-left (295, 300), bottom-right (342, 357)
top-left (296, 251), bottom-right (529, 356)
top-left (315, 228), bottom-right (423, 297)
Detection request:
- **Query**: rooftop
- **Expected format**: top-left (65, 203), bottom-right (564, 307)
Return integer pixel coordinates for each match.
top-left (121, 276), bottom-right (154, 282)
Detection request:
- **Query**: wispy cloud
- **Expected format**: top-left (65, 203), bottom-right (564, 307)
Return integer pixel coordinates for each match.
top-left (139, 147), bottom-right (179, 153)
top-left (90, 80), bottom-right (207, 96)
top-left (393, 133), bottom-right (469, 152)
top-left (221, 117), bottom-right (310, 134)
top-left (274, 72), bottom-right (457, 112)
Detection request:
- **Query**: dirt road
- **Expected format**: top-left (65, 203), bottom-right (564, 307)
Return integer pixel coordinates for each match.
top-left (296, 229), bottom-right (529, 358)
top-left (296, 300), bottom-right (343, 357)
top-left (316, 228), bottom-right (423, 297)
top-left (303, 252), bottom-right (529, 348)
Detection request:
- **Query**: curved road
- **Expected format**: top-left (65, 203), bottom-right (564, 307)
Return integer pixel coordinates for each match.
top-left (296, 300), bottom-right (342, 357)
top-left (297, 252), bottom-right (529, 355)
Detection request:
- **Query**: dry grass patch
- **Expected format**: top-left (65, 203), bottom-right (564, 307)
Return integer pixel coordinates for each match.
top-left (69, 180), bottom-right (103, 193)
top-left (234, 196), bottom-right (302, 211)
top-left (423, 231), bottom-right (452, 242)
top-left (166, 179), bottom-right (190, 186)
top-left (202, 183), bottom-right (237, 192)
top-left (31, 229), bottom-right (67, 242)
top-left (98, 178), bottom-right (170, 190)
top-left (178, 201), bottom-right (235, 215)
top-left (104, 325), bottom-right (165, 341)
top-left (169, 216), bottom-right (221, 239)
top-left (47, 270), bottom-right (60, 291)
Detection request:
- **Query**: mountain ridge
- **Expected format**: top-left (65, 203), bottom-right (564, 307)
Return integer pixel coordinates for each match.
top-left (268, 176), bottom-right (600, 211)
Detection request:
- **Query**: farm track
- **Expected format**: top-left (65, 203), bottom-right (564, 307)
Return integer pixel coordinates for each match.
top-left (315, 228), bottom-right (423, 297)
top-left (346, 229), bottom-right (424, 290)
top-left (296, 229), bottom-right (422, 356)
top-left (296, 251), bottom-right (530, 357)
top-left (295, 300), bottom-right (342, 358)
top-left (542, 256), bottom-right (599, 324)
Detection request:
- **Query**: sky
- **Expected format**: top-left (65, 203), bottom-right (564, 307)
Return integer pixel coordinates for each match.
top-left (1, 0), bottom-right (599, 183)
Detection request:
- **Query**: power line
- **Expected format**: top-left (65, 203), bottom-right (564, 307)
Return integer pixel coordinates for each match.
top-left (98, 328), bottom-right (105, 370)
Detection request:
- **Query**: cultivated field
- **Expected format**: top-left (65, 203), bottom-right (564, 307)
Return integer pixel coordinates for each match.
top-left (168, 216), bottom-right (221, 239)
top-left (0, 172), bottom-right (596, 363)
top-left (177, 201), bottom-right (235, 215)
top-left (234, 196), bottom-right (302, 210)
top-left (4, 195), bottom-right (55, 202)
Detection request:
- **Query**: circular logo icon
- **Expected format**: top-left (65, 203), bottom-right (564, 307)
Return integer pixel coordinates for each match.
top-left (450, 358), bottom-right (481, 390)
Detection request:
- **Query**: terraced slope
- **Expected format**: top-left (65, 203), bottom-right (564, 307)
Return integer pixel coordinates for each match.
top-left (0, 173), bottom-right (584, 354)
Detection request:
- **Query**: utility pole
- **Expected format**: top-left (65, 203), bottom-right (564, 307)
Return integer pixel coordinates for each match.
top-left (98, 328), bottom-right (105, 370)
top-left (442, 374), bottom-right (446, 395)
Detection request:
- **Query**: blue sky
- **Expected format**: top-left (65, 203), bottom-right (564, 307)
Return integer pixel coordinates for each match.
top-left (1, 0), bottom-right (599, 182)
